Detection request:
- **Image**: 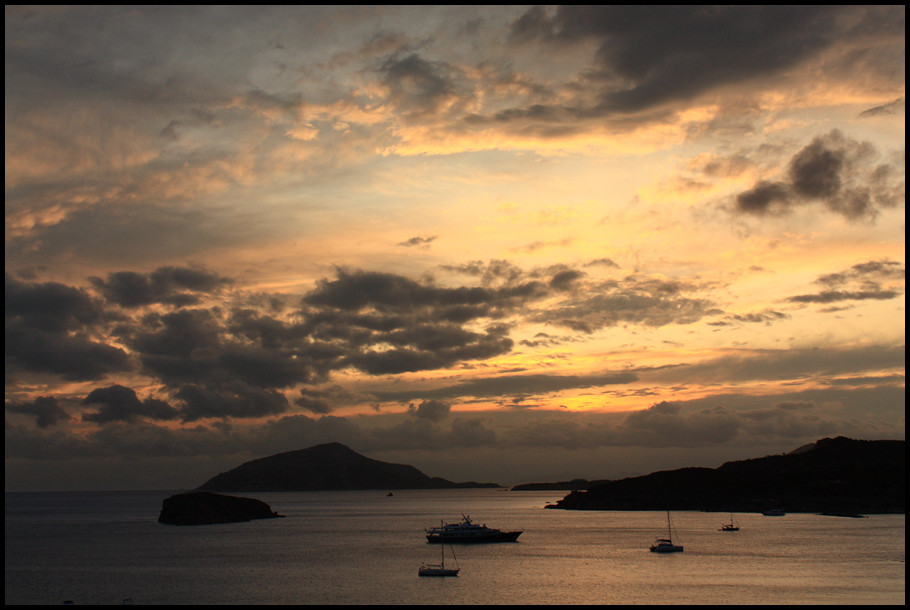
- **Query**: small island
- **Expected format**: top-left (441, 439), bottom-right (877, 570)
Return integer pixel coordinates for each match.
top-left (158, 491), bottom-right (285, 525)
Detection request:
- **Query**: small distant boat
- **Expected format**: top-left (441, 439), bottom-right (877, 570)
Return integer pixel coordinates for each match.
top-left (418, 544), bottom-right (460, 577)
top-left (425, 514), bottom-right (522, 543)
top-left (650, 511), bottom-right (684, 553)
top-left (386, 492), bottom-right (394, 497)
top-left (720, 513), bottom-right (739, 531)
top-left (762, 508), bottom-right (785, 516)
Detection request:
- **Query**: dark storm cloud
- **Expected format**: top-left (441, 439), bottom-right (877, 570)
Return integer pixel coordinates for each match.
top-left (176, 382), bottom-right (290, 422)
top-left (735, 181), bottom-right (791, 215)
top-left (227, 308), bottom-right (313, 351)
top-left (6, 396), bottom-right (72, 428)
top-left (82, 384), bottom-right (180, 423)
top-left (6, 264), bottom-right (542, 422)
top-left (734, 130), bottom-right (905, 220)
top-left (7, 261), bottom-right (901, 426)
top-left (121, 307), bottom-right (323, 390)
top-left (408, 399), bottom-right (451, 422)
top-left (295, 392), bottom-right (334, 415)
top-left (89, 266), bottom-right (232, 308)
top-left (549, 269), bottom-right (585, 291)
top-left (122, 308), bottom-right (221, 383)
top-left (303, 268), bottom-right (507, 312)
top-left (342, 324), bottom-right (514, 375)
top-left (6, 273), bottom-right (105, 332)
top-left (34, 264), bottom-right (543, 418)
top-left (5, 274), bottom-right (131, 380)
top-left (376, 53), bottom-right (470, 118)
top-left (617, 401), bottom-right (740, 446)
top-left (298, 267), bottom-right (548, 374)
top-left (4, 246), bottom-right (732, 420)
top-left (5, 323), bottom-right (131, 381)
top-left (533, 276), bottom-right (715, 333)
top-left (501, 6), bottom-right (904, 126)
top-left (297, 264), bottom-right (706, 376)
top-left (294, 385), bottom-right (373, 415)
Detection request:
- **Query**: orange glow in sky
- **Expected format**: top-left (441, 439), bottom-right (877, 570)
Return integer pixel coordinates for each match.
top-left (5, 6), bottom-right (904, 490)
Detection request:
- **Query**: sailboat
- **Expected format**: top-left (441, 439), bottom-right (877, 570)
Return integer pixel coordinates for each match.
top-left (720, 512), bottom-right (739, 531)
top-left (650, 511), bottom-right (684, 553)
top-left (418, 544), bottom-right (460, 577)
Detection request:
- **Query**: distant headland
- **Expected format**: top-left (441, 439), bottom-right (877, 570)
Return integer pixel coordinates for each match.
top-left (511, 479), bottom-right (607, 491)
top-left (544, 437), bottom-right (904, 514)
top-left (196, 442), bottom-right (500, 492)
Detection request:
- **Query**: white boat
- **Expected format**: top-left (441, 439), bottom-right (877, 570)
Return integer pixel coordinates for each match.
top-left (720, 513), bottom-right (739, 531)
top-left (425, 514), bottom-right (522, 543)
top-left (650, 511), bottom-right (684, 553)
top-left (418, 544), bottom-right (460, 577)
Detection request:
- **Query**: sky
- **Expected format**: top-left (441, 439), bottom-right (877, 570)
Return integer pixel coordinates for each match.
top-left (5, 5), bottom-right (905, 491)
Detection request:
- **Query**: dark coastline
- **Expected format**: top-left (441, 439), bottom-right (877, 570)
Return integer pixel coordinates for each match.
top-left (543, 437), bottom-right (904, 514)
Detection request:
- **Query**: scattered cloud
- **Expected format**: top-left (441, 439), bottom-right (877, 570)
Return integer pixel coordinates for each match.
top-left (397, 235), bottom-right (437, 248)
top-left (733, 130), bottom-right (905, 220)
top-left (859, 97), bottom-right (905, 118)
top-left (787, 259), bottom-right (905, 304)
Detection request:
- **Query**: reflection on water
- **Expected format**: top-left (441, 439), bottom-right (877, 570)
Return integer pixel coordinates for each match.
top-left (5, 489), bottom-right (905, 605)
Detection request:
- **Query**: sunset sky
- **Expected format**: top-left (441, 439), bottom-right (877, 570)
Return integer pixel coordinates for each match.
top-left (5, 6), bottom-right (905, 491)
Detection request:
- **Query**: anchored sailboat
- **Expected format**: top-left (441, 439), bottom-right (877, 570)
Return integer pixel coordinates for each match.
top-left (418, 544), bottom-right (460, 577)
top-left (650, 511), bottom-right (684, 553)
top-left (720, 512), bottom-right (739, 531)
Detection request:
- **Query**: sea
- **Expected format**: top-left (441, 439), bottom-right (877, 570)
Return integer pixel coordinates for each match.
top-left (4, 489), bottom-right (904, 605)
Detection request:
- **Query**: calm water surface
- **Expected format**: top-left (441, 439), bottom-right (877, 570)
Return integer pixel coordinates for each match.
top-left (5, 489), bottom-right (905, 605)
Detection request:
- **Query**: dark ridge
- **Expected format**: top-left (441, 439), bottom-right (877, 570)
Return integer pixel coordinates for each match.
top-left (511, 478), bottom-right (609, 491)
top-left (196, 442), bottom-right (500, 492)
top-left (546, 437), bottom-right (904, 514)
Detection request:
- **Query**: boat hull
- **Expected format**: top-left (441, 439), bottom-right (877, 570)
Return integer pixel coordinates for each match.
top-left (650, 545), bottom-right (684, 553)
top-left (426, 531), bottom-right (522, 543)
top-left (418, 568), bottom-right (460, 577)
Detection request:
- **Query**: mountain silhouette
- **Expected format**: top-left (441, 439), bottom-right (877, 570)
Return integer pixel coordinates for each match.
top-left (196, 442), bottom-right (499, 492)
top-left (547, 437), bottom-right (904, 513)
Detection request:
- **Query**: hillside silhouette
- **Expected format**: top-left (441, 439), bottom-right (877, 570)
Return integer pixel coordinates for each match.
top-left (196, 442), bottom-right (499, 492)
top-left (547, 437), bottom-right (904, 513)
